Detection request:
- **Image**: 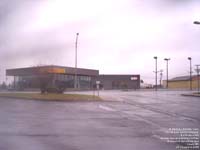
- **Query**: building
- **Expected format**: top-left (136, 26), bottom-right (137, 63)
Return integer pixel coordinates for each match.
top-left (6, 65), bottom-right (99, 92)
top-left (6, 66), bottom-right (140, 92)
top-left (97, 74), bottom-right (140, 90)
top-left (163, 75), bottom-right (200, 89)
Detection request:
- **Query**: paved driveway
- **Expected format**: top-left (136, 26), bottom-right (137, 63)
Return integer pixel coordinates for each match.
top-left (0, 90), bottom-right (199, 150)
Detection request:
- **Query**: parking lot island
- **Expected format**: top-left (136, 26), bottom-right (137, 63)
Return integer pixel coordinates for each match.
top-left (0, 92), bottom-right (101, 101)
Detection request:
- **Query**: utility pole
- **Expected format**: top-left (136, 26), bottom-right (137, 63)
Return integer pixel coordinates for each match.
top-left (193, 21), bottom-right (200, 92)
top-left (195, 65), bottom-right (200, 93)
top-left (164, 58), bottom-right (170, 89)
top-left (154, 56), bottom-right (158, 91)
top-left (159, 70), bottom-right (163, 88)
top-left (188, 57), bottom-right (192, 90)
top-left (74, 33), bottom-right (79, 89)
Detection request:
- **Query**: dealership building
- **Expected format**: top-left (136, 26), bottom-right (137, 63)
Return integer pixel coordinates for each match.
top-left (97, 74), bottom-right (140, 90)
top-left (6, 65), bottom-right (140, 91)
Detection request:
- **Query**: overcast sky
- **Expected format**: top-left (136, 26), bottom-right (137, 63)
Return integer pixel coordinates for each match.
top-left (0, 0), bottom-right (200, 84)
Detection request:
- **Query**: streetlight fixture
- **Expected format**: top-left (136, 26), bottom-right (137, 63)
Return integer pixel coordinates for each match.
top-left (188, 57), bottom-right (192, 90)
top-left (194, 21), bottom-right (200, 25)
top-left (164, 58), bottom-right (170, 89)
top-left (154, 56), bottom-right (158, 91)
top-left (74, 33), bottom-right (79, 89)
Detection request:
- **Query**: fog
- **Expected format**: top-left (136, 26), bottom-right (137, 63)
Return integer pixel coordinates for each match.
top-left (0, 0), bottom-right (200, 84)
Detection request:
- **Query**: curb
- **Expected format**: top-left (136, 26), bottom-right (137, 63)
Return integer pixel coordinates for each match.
top-left (181, 94), bottom-right (200, 97)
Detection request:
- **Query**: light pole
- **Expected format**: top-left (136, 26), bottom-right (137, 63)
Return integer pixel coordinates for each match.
top-left (154, 56), bottom-right (158, 91)
top-left (159, 70), bottom-right (163, 88)
top-left (195, 65), bottom-right (200, 93)
top-left (164, 58), bottom-right (170, 89)
top-left (74, 33), bottom-right (79, 89)
top-left (193, 21), bottom-right (200, 93)
top-left (188, 57), bottom-right (192, 90)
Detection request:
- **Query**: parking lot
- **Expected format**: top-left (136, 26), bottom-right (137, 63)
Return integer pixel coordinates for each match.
top-left (0, 90), bottom-right (199, 150)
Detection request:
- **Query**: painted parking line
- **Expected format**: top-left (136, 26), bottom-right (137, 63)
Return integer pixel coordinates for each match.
top-left (98, 105), bottom-right (116, 111)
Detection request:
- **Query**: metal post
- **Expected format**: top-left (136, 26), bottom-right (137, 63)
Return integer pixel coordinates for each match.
top-left (159, 70), bottom-right (163, 88)
top-left (193, 21), bottom-right (200, 92)
top-left (164, 58), bottom-right (170, 89)
top-left (166, 61), bottom-right (168, 88)
top-left (195, 65), bottom-right (200, 93)
top-left (188, 57), bottom-right (192, 90)
top-left (74, 33), bottom-right (79, 89)
top-left (154, 56), bottom-right (157, 91)
top-left (14, 76), bottom-right (15, 89)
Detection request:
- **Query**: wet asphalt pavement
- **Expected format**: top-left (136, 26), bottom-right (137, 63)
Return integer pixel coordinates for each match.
top-left (0, 90), bottom-right (199, 150)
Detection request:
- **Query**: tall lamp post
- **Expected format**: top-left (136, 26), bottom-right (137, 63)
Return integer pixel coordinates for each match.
top-left (154, 56), bottom-right (158, 91)
top-left (188, 57), bottom-right (192, 90)
top-left (164, 58), bottom-right (170, 89)
top-left (195, 65), bottom-right (200, 93)
top-left (159, 70), bottom-right (163, 88)
top-left (193, 21), bottom-right (200, 92)
top-left (74, 33), bottom-right (79, 89)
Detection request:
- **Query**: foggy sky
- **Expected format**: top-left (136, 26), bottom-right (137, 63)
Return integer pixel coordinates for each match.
top-left (0, 0), bottom-right (200, 84)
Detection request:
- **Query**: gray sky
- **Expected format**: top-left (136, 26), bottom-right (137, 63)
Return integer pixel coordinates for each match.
top-left (0, 0), bottom-right (200, 84)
